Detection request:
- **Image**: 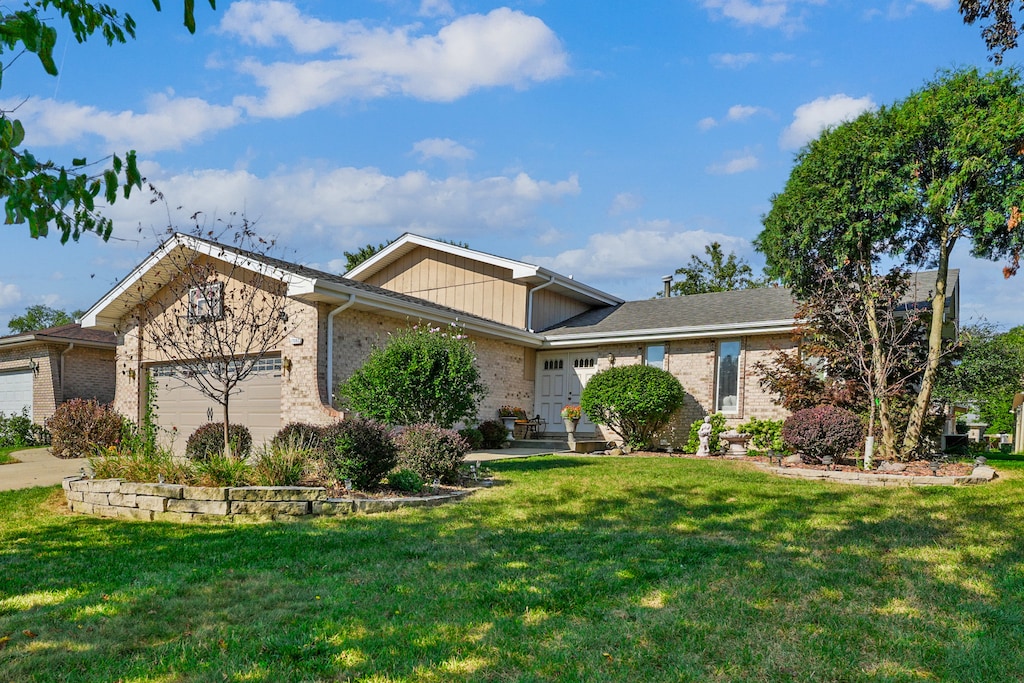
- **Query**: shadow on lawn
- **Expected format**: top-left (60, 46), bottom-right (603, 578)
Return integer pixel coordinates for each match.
top-left (2, 459), bottom-right (1024, 681)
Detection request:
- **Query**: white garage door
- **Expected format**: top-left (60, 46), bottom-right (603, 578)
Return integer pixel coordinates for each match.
top-left (150, 356), bottom-right (282, 452)
top-left (0, 370), bottom-right (33, 420)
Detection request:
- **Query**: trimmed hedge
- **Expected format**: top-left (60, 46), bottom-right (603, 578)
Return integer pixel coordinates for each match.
top-left (320, 418), bottom-right (397, 490)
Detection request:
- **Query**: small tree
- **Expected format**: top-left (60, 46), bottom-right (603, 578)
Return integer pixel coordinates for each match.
top-left (580, 364), bottom-right (685, 450)
top-left (130, 217), bottom-right (290, 457)
top-left (660, 242), bottom-right (767, 297)
top-left (338, 324), bottom-right (486, 428)
top-left (7, 305), bottom-right (84, 333)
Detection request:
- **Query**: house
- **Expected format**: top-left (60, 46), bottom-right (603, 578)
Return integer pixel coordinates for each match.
top-left (80, 232), bottom-right (960, 450)
top-left (0, 324), bottom-right (116, 425)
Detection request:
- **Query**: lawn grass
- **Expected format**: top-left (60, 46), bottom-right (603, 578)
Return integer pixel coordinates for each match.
top-left (2, 455), bottom-right (1023, 682)
top-left (0, 446), bottom-right (27, 465)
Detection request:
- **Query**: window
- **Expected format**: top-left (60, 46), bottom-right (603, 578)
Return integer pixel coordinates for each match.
top-left (645, 344), bottom-right (665, 370)
top-left (188, 282), bottom-right (223, 322)
top-left (716, 340), bottom-right (740, 414)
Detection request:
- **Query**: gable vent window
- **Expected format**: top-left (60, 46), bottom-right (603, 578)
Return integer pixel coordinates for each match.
top-left (188, 282), bottom-right (224, 322)
top-left (543, 359), bottom-right (564, 370)
top-left (573, 357), bottom-right (596, 369)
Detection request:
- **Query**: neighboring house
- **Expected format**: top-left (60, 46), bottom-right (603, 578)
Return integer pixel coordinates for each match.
top-left (80, 232), bottom-right (960, 450)
top-left (0, 324), bottom-right (116, 425)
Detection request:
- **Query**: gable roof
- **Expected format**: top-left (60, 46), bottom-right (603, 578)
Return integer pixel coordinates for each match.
top-left (0, 324), bottom-right (116, 349)
top-left (80, 233), bottom-right (542, 346)
top-left (344, 233), bottom-right (624, 307)
top-left (542, 287), bottom-right (798, 344)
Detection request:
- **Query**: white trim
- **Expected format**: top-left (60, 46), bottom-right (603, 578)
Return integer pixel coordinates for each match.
top-left (542, 319), bottom-right (796, 346)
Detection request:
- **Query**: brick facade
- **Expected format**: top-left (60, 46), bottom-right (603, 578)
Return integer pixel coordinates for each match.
top-left (0, 342), bottom-right (115, 426)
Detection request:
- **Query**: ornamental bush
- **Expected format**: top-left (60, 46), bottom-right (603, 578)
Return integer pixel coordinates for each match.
top-left (580, 365), bottom-right (686, 450)
top-left (395, 423), bottom-right (470, 484)
top-left (47, 399), bottom-right (123, 459)
top-left (319, 418), bottom-right (397, 490)
top-left (457, 427), bottom-right (484, 450)
top-left (0, 408), bottom-right (48, 447)
top-left (737, 416), bottom-right (787, 453)
top-left (387, 468), bottom-right (424, 493)
top-left (338, 324), bottom-right (486, 428)
top-left (478, 419), bottom-right (508, 448)
top-left (185, 423), bottom-right (253, 462)
top-left (782, 405), bottom-right (863, 464)
top-left (271, 422), bottom-right (325, 452)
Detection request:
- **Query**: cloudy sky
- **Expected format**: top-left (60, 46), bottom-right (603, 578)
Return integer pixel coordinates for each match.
top-left (1, 0), bottom-right (1021, 330)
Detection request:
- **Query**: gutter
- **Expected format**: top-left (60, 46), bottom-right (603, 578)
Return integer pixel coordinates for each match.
top-left (526, 275), bottom-right (556, 332)
top-left (325, 295), bottom-right (357, 409)
top-left (542, 319), bottom-right (797, 347)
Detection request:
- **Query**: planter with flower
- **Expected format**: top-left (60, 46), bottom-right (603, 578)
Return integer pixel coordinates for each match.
top-left (498, 406), bottom-right (524, 440)
top-left (561, 405), bottom-right (582, 433)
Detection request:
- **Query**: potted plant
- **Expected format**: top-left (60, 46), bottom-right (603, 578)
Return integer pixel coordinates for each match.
top-left (498, 406), bottom-right (521, 439)
top-left (561, 405), bottom-right (581, 433)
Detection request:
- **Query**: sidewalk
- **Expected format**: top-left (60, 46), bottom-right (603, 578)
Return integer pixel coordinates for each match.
top-left (465, 445), bottom-right (568, 462)
top-left (0, 448), bottom-right (85, 491)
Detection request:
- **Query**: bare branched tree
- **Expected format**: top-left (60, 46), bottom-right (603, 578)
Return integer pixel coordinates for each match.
top-left (128, 215), bottom-right (290, 456)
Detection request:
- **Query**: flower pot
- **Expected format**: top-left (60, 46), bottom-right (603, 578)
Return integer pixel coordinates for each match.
top-left (500, 416), bottom-right (516, 441)
top-left (563, 418), bottom-right (580, 433)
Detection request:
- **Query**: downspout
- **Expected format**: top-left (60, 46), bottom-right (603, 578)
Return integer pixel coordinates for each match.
top-left (526, 275), bottom-right (556, 332)
top-left (59, 343), bottom-right (74, 403)
top-left (326, 295), bottom-right (357, 409)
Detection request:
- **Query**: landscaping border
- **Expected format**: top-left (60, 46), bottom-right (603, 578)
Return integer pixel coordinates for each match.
top-left (756, 463), bottom-right (999, 486)
top-left (61, 476), bottom-right (479, 522)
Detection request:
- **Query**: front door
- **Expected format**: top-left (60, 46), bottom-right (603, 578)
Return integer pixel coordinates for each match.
top-left (536, 351), bottom-right (600, 433)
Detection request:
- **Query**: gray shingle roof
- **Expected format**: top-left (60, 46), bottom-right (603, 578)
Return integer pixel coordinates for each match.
top-left (0, 324), bottom-right (115, 346)
top-left (542, 287), bottom-right (798, 336)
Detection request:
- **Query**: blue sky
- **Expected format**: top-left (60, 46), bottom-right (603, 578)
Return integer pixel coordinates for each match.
top-left (2, 0), bottom-right (1022, 330)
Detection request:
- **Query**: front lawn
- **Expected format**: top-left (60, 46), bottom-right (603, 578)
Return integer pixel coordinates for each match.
top-left (2, 455), bottom-right (1023, 682)
top-left (0, 446), bottom-right (25, 465)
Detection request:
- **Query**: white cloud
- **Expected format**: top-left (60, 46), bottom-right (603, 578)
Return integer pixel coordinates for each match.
top-left (0, 282), bottom-right (22, 308)
top-left (706, 154), bottom-right (760, 175)
top-left (779, 94), bottom-right (876, 149)
top-left (104, 162), bottom-right (581, 246)
top-left (710, 52), bottom-right (760, 69)
top-left (727, 104), bottom-right (767, 121)
top-left (224, 6), bottom-right (570, 117)
top-left (700, 0), bottom-right (826, 33)
top-left (419, 0), bottom-right (455, 17)
top-left (609, 192), bottom-right (643, 215)
top-left (219, 1), bottom-right (351, 53)
top-left (411, 137), bottom-right (475, 162)
top-left (697, 116), bottom-right (718, 131)
top-left (7, 94), bottom-right (241, 153)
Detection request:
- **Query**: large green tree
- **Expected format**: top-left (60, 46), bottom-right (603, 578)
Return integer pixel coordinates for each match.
top-left (758, 67), bottom-right (1024, 459)
top-left (7, 304), bottom-right (84, 333)
top-left (935, 324), bottom-right (1024, 433)
top-left (1, 1), bottom-right (215, 243)
top-left (660, 242), bottom-right (767, 297)
top-left (961, 0), bottom-right (1024, 64)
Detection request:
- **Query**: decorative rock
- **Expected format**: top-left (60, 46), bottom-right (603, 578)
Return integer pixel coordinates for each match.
top-left (182, 486), bottom-right (229, 501)
top-left (609, 448), bottom-right (623, 456)
top-left (783, 454), bottom-right (803, 465)
top-left (229, 486), bottom-right (327, 502)
top-left (136, 495), bottom-right (169, 512)
top-left (230, 500), bottom-right (310, 516)
top-left (166, 498), bottom-right (229, 515)
top-left (877, 462), bottom-right (907, 472)
top-left (83, 492), bottom-right (111, 505)
top-left (107, 492), bottom-right (137, 507)
top-left (120, 482), bottom-right (185, 499)
top-left (314, 500), bottom-right (355, 515)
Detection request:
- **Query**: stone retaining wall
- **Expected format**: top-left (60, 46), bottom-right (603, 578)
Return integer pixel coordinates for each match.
top-left (757, 464), bottom-right (998, 486)
top-left (62, 476), bottom-right (476, 522)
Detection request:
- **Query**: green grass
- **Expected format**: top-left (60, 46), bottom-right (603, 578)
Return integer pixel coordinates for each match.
top-left (2, 455), bottom-right (1024, 682)
top-left (0, 446), bottom-right (29, 465)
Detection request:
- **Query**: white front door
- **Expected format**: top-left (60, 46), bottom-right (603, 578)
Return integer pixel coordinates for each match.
top-left (536, 351), bottom-right (600, 433)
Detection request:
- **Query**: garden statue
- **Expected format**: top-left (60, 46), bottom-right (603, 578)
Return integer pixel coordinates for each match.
top-left (697, 416), bottom-right (713, 456)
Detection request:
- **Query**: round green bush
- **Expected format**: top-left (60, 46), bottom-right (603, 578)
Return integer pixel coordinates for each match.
top-left (477, 419), bottom-right (508, 448)
top-left (46, 399), bottom-right (123, 459)
top-left (320, 418), bottom-right (397, 490)
top-left (580, 364), bottom-right (686, 450)
top-left (185, 423), bottom-right (253, 462)
top-left (271, 421), bottom-right (325, 451)
top-left (458, 427), bottom-right (484, 450)
top-left (782, 405), bottom-right (864, 463)
top-left (387, 468), bottom-right (424, 493)
top-left (396, 423), bottom-right (470, 485)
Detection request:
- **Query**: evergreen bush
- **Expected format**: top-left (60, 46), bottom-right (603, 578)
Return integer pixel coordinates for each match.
top-left (396, 423), bottom-right (470, 484)
top-left (185, 423), bottom-right (253, 462)
top-left (478, 419), bottom-right (508, 448)
top-left (580, 365), bottom-right (686, 450)
top-left (320, 418), bottom-right (397, 489)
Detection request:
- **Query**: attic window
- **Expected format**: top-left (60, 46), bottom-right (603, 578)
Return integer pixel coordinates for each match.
top-left (188, 282), bottom-right (223, 322)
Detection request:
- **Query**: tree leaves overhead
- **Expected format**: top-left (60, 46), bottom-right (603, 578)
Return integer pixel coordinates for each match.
top-left (0, 1), bottom-right (215, 243)
top-left (960, 0), bottom-right (1024, 64)
top-left (661, 242), bottom-right (768, 297)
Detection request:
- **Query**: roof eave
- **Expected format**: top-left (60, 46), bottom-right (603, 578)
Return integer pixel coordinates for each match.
top-left (542, 319), bottom-right (797, 346)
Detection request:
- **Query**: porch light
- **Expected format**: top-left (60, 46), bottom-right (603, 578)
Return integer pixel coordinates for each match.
top-left (821, 455), bottom-right (834, 470)
top-left (929, 459), bottom-right (941, 476)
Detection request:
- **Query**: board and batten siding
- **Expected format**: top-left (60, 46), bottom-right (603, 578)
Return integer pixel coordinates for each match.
top-left (362, 248), bottom-right (527, 329)
top-left (529, 289), bottom-right (592, 332)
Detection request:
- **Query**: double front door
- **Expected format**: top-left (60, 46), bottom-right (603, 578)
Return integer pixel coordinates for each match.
top-left (536, 351), bottom-right (599, 433)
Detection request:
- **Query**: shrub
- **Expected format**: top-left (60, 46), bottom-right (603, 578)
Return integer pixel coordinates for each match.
top-left (46, 399), bottom-right (123, 459)
top-left (685, 412), bottom-right (728, 454)
top-left (581, 365), bottom-right (686, 450)
top-left (737, 416), bottom-right (787, 453)
top-left (0, 408), bottom-right (49, 447)
top-left (782, 405), bottom-right (864, 464)
top-left (478, 419), bottom-right (508, 448)
top-left (185, 423), bottom-right (253, 462)
top-left (89, 446), bottom-right (196, 485)
top-left (250, 441), bottom-right (311, 486)
top-left (387, 468), bottom-right (424, 493)
top-left (458, 427), bottom-right (484, 450)
top-left (271, 422), bottom-right (324, 452)
top-left (337, 324), bottom-right (486, 428)
top-left (319, 418), bottom-right (397, 489)
top-left (194, 453), bottom-right (253, 487)
top-left (396, 423), bottom-right (470, 484)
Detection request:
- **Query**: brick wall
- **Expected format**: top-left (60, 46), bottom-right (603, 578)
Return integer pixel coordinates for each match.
top-left (62, 347), bottom-right (116, 405)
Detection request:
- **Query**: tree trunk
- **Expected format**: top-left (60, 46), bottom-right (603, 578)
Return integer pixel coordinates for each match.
top-left (222, 393), bottom-right (232, 458)
top-left (901, 237), bottom-right (953, 458)
top-left (864, 285), bottom-right (896, 459)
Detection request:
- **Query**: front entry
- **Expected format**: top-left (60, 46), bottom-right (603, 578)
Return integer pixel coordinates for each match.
top-left (536, 351), bottom-right (600, 433)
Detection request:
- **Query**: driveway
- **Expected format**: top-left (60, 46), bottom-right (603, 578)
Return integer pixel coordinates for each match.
top-left (0, 448), bottom-right (85, 491)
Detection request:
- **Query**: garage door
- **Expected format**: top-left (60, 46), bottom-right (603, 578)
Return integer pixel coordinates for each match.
top-left (150, 356), bottom-right (282, 453)
top-left (0, 370), bottom-right (33, 420)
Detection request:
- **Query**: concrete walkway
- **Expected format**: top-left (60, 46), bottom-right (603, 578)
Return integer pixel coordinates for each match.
top-left (465, 445), bottom-right (569, 462)
top-left (0, 447), bottom-right (86, 491)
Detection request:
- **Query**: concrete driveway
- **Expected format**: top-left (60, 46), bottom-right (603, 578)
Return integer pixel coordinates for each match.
top-left (0, 448), bottom-right (86, 491)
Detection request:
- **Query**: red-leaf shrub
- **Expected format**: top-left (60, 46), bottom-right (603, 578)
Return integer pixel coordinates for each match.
top-left (396, 423), bottom-right (470, 484)
top-left (782, 405), bottom-right (864, 464)
top-left (46, 399), bottom-right (123, 459)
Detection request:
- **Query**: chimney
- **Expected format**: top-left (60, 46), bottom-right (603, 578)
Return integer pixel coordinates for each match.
top-left (662, 275), bottom-right (673, 298)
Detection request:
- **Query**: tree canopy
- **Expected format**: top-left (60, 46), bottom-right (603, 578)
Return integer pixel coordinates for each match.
top-left (7, 304), bottom-right (84, 333)
top-left (661, 242), bottom-right (767, 297)
top-left (1, 1), bottom-right (215, 243)
top-left (961, 0), bottom-right (1024, 64)
top-left (757, 67), bottom-right (1024, 459)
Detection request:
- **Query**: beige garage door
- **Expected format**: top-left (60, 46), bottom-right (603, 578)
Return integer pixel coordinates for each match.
top-left (150, 356), bottom-right (282, 453)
